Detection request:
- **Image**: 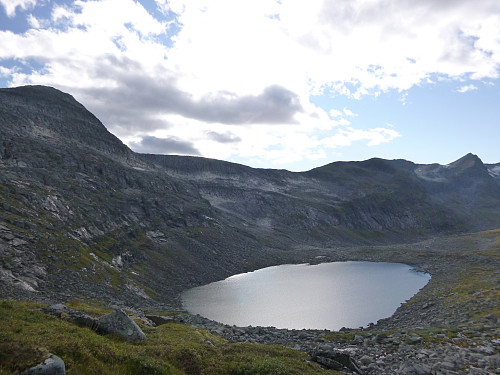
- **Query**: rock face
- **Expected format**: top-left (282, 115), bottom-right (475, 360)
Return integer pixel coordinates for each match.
top-left (310, 349), bottom-right (364, 374)
top-left (1, 85), bottom-right (500, 306)
top-left (144, 151), bottom-right (500, 239)
top-left (42, 304), bottom-right (98, 330)
top-left (42, 304), bottom-right (146, 341)
top-left (23, 354), bottom-right (65, 375)
top-left (97, 310), bottom-right (147, 342)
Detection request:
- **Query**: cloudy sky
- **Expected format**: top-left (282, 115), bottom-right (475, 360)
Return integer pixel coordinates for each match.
top-left (1, 0), bottom-right (499, 171)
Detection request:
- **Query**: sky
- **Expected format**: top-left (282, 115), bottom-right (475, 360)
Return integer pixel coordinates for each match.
top-left (1, 0), bottom-right (499, 171)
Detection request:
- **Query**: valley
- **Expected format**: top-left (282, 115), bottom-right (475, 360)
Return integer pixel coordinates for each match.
top-left (0, 85), bottom-right (499, 374)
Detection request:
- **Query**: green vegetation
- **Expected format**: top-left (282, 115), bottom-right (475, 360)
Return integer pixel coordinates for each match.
top-left (0, 300), bottom-right (338, 375)
top-left (439, 230), bottom-right (500, 321)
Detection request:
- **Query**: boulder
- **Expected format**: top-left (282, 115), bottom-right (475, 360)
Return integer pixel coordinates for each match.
top-left (23, 353), bottom-right (65, 375)
top-left (97, 309), bottom-right (146, 342)
top-left (42, 304), bottom-right (97, 330)
top-left (42, 305), bottom-right (146, 341)
top-left (309, 349), bottom-right (364, 375)
top-left (398, 362), bottom-right (431, 375)
top-left (145, 314), bottom-right (174, 326)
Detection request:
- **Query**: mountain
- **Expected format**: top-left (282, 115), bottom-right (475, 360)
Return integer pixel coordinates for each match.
top-left (486, 161), bottom-right (500, 186)
top-left (1, 85), bottom-right (500, 307)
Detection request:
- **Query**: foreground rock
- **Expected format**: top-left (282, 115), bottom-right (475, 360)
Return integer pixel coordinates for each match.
top-left (310, 349), bottom-right (364, 374)
top-left (43, 305), bottom-right (146, 342)
top-left (23, 354), bottom-right (65, 375)
top-left (97, 309), bottom-right (147, 342)
top-left (42, 304), bottom-right (97, 330)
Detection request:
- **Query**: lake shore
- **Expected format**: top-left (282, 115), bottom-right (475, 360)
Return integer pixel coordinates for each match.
top-left (168, 230), bottom-right (500, 374)
top-left (181, 261), bottom-right (430, 331)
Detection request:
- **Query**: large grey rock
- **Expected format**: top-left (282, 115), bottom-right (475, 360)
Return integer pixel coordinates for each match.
top-left (309, 349), bottom-right (364, 375)
top-left (42, 304), bottom-right (98, 330)
top-left (23, 354), bottom-right (65, 375)
top-left (97, 309), bottom-right (147, 341)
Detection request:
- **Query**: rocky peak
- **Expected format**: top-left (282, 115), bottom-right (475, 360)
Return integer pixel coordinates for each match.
top-left (0, 85), bottom-right (132, 160)
top-left (447, 153), bottom-right (488, 177)
top-left (1, 85), bottom-right (84, 109)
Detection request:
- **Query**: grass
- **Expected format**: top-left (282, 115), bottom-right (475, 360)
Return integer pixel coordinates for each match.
top-left (0, 300), bottom-right (339, 375)
top-left (439, 231), bottom-right (500, 321)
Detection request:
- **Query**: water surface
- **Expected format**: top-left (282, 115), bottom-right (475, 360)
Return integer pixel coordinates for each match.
top-left (182, 261), bottom-right (430, 330)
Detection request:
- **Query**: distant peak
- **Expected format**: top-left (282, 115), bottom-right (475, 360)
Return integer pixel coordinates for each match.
top-left (449, 153), bottom-right (483, 169)
top-left (462, 152), bottom-right (479, 160)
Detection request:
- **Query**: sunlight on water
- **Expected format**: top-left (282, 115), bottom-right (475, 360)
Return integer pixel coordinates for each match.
top-left (181, 262), bottom-right (430, 330)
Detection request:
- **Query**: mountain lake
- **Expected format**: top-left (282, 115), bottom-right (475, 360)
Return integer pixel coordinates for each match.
top-left (181, 261), bottom-right (431, 330)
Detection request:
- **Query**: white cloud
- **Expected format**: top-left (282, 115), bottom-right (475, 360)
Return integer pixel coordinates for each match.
top-left (157, 0), bottom-right (500, 104)
top-left (1, 0), bottom-right (499, 169)
top-left (0, 65), bottom-right (14, 77)
top-left (0, 0), bottom-right (37, 17)
top-left (399, 92), bottom-right (409, 106)
top-left (26, 13), bottom-right (40, 28)
top-left (329, 109), bottom-right (342, 118)
top-left (457, 84), bottom-right (478, 93)
top-left (321, 127), bottom-right (401, 149)
top-left (343, 108), bottom-right (357, 117)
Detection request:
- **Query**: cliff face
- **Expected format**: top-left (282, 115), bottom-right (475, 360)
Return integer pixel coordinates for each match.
top-left (0, 85), bottom-right (263, 306)
top-left (1, 85), bottom-right (499, 306)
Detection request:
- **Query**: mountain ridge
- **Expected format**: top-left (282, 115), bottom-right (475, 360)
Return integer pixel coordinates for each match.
top-left (1, 85), bottom-right (500, 307)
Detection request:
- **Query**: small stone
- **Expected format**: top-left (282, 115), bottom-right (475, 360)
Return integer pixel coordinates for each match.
top-left (475, 346), bottom-right (495, 355)
top-left (375, 333), bottom-right (388, 343)
top-left (353, 334), bottom-right (364, 343)
top-left (438, 361), bottom-right (456, 371)
top-left (23, 353), bottom-right (65, 375)
top-left (10, 238), bottom-right (28, 247)
top-left (487, 354), bottom-right (500, 369)
top-left (406, 335), bottom-right (424, 345)
top-left (359, 355), bottom-right (373, 366)
top-left (1, 233), bottom-right (14, 240)
top-left (398, 362), bottom-right (431, 375)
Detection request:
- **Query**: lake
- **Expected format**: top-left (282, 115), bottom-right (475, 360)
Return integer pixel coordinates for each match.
top-left (181, 261), bottom-right (431, 331)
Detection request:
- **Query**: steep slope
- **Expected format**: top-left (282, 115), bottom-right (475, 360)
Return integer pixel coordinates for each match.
top-left (415, 153), bottom-right (500, 228)
top-left (0, 86), bottom-right (267, 306)
top-left (1, 85), bottom-right (500, 307)
top-left (146, 154), bottom-right (500, 243)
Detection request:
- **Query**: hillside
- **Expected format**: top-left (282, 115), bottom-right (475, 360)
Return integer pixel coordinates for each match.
top-left (1, 85), bottom-right (500, 307)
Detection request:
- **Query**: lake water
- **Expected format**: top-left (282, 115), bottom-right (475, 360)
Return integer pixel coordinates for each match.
top-left (181, 261), bottom-right (430, 330)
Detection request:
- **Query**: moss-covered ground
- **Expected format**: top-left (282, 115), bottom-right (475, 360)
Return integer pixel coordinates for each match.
top-left (0, 300), bottom-right (339, 375)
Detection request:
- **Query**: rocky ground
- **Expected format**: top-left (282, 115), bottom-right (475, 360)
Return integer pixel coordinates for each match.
top-left (160, 230), bottom-right (500, 375)
top-left (171, 314), bottom-right (499, 374)
top-left (3, 229), bottom-right (499, 374)
top-left (2, 224), bottom-right (499, 374)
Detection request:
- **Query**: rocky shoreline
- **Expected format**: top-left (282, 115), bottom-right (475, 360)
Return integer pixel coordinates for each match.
top-left (170, 313), bottom-right (499, 374)
top-left (163, 232), bottom-right (500, 374)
